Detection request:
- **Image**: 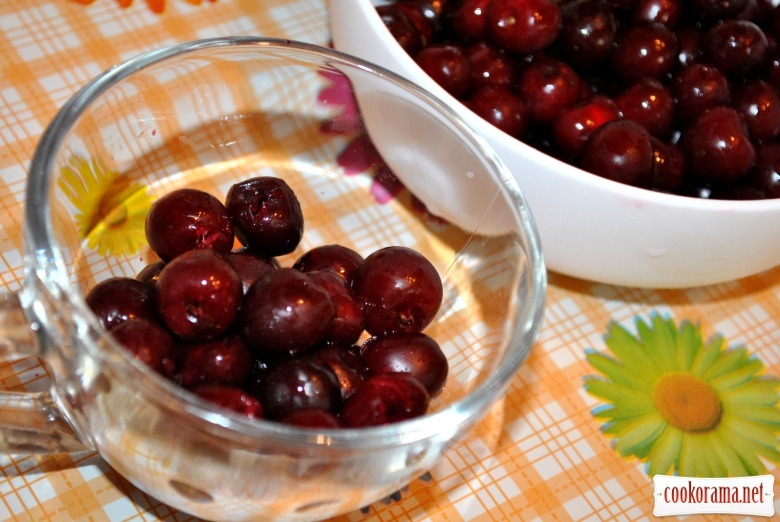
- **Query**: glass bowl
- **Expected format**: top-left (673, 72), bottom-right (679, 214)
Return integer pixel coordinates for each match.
top-left (15, 37), bottom-right (546, 521)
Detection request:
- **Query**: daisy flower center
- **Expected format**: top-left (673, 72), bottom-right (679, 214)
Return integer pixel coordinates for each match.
top-left (652, 372), bottom-right (722, 432)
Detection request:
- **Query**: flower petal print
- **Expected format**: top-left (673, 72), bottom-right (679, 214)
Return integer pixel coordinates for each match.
top-left (317, 70), bottom-right (405, 204)
top-left (585, 314), bottom-right (780, 477)
top-left (69, 0), bottom-right (216, 14)
top-left (58, 156), bottom-right (154, 257)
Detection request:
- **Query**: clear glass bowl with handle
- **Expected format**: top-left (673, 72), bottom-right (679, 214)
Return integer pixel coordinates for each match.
top-left (1, 37), bottom-right (545, 521)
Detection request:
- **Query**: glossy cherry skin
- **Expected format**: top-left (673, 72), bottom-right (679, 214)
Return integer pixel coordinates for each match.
top-left (487, 0), bottom-right (563, 54)
top-left (313, 344), bottom-right (368, 400)
top-left (86, 277), bottom-right (156, 331)
top-left (554, 0), bottom-right (618, 68)
top-left (414, 44), bottom-right (474, 99)
top-left (748, 141), bottom-right (780, 198)
top-left (194, 384), bottom-right (263, 419)
top-left (351, 246), bottom-right (443, 337)
top-left (612, 22), bottom-right (679, 82)
top-left (705, 19), bottom-right (769, 75)
top-left (280, 408), bottom-right (341, 429)
top-left (649, 138), bottom-right (686, 193)
top-left (551, 95), bottom-right (621, 158)
top-left (145, 188), bottom-right (234, 262)
top-left (177, 335), bottom-right (252, 389)
top-left (466, 85), bottom-right (529, 139)
top-left (579, 119), bottom-right (655, 188)
top-left (225, 249), bottom-right (279, 294)
top-left (633, 0), bottom-right (682, 27)
top-left (110, 318), bottom-right (177, 378)
top-left (361, 332), bottom-right (449, 398)
top-left (136, 261), bottom-right (165, 285)
top-left (378, 4), bottom-right (424, 54)
top-left (225, 176), bottom-right (304, 257)
top-left (155, 249), bottom-right (243, 342)
top-left (733, 80), bottom-right (780, 142)
top-left (446, 0), bottom-right (491, 42)
top-left (305, 270), bottom-right (366, 346)
top-left (255, 355), bottom-right (342, 420)
top-left (292, 244), bottom-right (364, 283)
top-left (240, 268), bottom-right (335, 357)
top-left (615, 78), bottom-right (675, 137)
top-left (681, 106), bottom-right (756, 183)
top-left (690, 0), bottom-right (749, 20)
top-left (466, 41), bottom-right (518, 90)
top-left (517, 57), bottom-right (583, 124)
top-left (671, 64), bottom-right (731, 122)
top-left (675, 26), bottom-right (706, 68)
top-left (339, 374), bottom-right (430, 427)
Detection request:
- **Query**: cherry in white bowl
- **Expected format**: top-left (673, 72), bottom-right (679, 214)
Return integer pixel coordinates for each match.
top-left (329, 0), bottom-right (780, 288)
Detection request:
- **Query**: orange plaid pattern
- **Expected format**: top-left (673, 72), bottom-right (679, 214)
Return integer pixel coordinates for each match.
top-left (0, 0), bottom-right (778, 521)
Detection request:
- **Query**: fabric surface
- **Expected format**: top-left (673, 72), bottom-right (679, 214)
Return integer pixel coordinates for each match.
top-left (0, 1), bottom-right (778, 520)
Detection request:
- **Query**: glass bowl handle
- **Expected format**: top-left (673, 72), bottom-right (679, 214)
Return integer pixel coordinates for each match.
top-left (0, 292), bottom-right (89, 453)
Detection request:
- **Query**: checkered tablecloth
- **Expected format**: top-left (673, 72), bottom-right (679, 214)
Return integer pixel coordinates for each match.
top-left (1, 1), bottom-right (778, 521)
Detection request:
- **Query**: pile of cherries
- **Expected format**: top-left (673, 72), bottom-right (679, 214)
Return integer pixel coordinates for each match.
top-left (86, 177), bottom-right (449, 429)
top-left (377, 0), bottom-right (780, 199)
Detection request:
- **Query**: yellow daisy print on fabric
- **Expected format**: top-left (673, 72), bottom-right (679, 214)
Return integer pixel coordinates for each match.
top-left (585, 314), bottom-right (780, 478)
top-left (58, 155), bottom-right (153, 257)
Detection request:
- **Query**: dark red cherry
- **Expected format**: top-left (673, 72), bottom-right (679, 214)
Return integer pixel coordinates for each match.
top-left (145, 188), bottom-right (234, 262)
top-left (86, 277), bottom-right (156, 331)
top-left (292, 244), bottom-right (364, 283)
top-left (256, 355), bottom-right (342, 420)
top-left (517, 57), bottom-right (583, 124)
top-left (361, 332), bottom-right (449, 398)
top-left (551, 95), bottom-right (621, 157)
top-left (305, 271), bottom-right (366, 346)
top-left (378, 4), bottom-right (424, 54)
top-left (339, 374), bottom-right (430, 427)
top-left (446, 0), bottom-right (491, 42)
top-left (671, 64), bottom-right (731, 122)
top-left (177, 335), bottom-right (252, 388)
top-left (194, 384), bottom-right (263, 419)
top-left (615, 78), bottom-right (675, 137)
top-left (681, 106), bottom-right (756, 183)
top-left (312, 344), bottom-right (368, 400)
top-left (633, 0), bottom-right (682, 27)
top-left (675, 25), bottom-right (706, 68)
top-left (580, 119), bottom-right (655, 188)
top-left (155, 249), bottom-right (243, 342)
top-left (281, 408), bottom-right (341, 429)
top-left (649, 138), bottom-right (686, 193)
top-left (225, 177), bottom-right (303, 257)
top-left (415, 44), bottom-right (474, 99)
top-left (748, 141), bottom-right (780, 197)
top-left (240, 268), bottom-right (335, 357)
top-left (136, 261), bottom-right (165, 286)
top-left (466, 85), bottom-right (530, 139)
top-left (612, 22), bottom-right (679, 82)
top-left (733, 80), bottom-right (780, 142)
top-left (466, 41), bottom-right (518, 90)
top-left (351, 246), bottom-right (443, 337)
top-left (110, 318), bottom-right (177, 378)
top-left (705, 20), bottom-right (769, 75)
top-left (396, 1), bottom-right (438, 45)
top-left (690, 0), bottom-right (749, 20)
top-left (225, 249), bottom-right (279, 294)
top-left (487, 0), bottom-right (563, 54)
top-left (555, 0), bottom-right (618, 68)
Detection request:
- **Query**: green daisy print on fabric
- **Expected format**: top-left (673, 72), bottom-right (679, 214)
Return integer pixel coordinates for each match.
top-left (585, 314), bottom-right (780, 477)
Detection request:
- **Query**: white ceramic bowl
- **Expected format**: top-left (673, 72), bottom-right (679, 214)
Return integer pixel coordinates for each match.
top-left (329, 0), bottom-right (780, 289)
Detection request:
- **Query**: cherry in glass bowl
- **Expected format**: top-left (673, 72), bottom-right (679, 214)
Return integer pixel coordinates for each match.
top-left (4, 38), bottom-right (545, 521)
top-left (329, 0), bottom-right (780, 288)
